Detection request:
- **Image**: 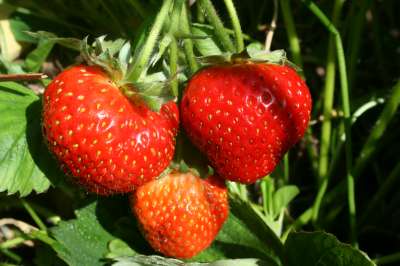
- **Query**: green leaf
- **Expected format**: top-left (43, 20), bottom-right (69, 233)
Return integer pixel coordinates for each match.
top-left (50, 197), bottom-right (151, 266)
top-left (246, 46), bottom-right (286, 64)
top-left (191, 24), bottom-right (222, 56)
top-left (106, 239), bottom-right (137, 259)
top-left (25, 31), bottom-right (81, 51)
top-left (0, 82), bottom-right (59, 196)
top-left (194, 195), bottom-right (283, 265)
top-left (112, 255), bottom-right (271, 266)
top-left (24, 38), bottom-right (55, 72)
top-left (272, 186), bottom-right (299, 219)
top-left (149, 35), bottom-right (172, 67)
top-left (284, 231), bottom-right (375, 266)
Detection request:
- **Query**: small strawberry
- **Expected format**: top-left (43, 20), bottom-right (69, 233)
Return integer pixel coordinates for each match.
top-left (181, 63), bottom-right (311, 184)
top-left (42, 65), bottom-right (179, 194)
top-left (131, 171), bottom-right (228, 259)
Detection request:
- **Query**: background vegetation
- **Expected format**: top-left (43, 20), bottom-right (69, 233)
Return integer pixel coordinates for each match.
top-left (0, 0), bottom-right (399, 265)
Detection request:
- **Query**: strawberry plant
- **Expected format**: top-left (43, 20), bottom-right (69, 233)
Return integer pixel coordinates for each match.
top-left (0, 0), bottom-right (400, 266)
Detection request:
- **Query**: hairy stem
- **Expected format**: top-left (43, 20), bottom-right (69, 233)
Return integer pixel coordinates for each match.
top-left (197, 0), bottom-right (235, 52)
top-left (127, 0), bottom-right (173, 81)
top-left (223, 0), bottom-right (244, 52)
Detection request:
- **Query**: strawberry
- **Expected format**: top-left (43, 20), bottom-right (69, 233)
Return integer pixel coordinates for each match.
top-left (131, 171), bottom-right (228, 259)
top-left (42, 65), bottom-right (179, 195)
top-left (181, 63), bottom-right (311, 183)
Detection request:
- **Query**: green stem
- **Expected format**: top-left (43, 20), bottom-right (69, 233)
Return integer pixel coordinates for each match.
top-left (260, 178), bottom-right (269, 214)
top-left (239, 185), bottom-right (248, 201)
top-left (282, 208), bottom-right (313, 241)
top-left (283, 154), bottom-right (289, 183)
top-left (353, 80), bottom-right (400, 178)
top-left (302, 0), bottom-right (356, 246)
top-left (0, 237), bottom-right (26, 249)
top-left (168, 0), bottom-right (184, 97)
top-left (312, 0), bottom-right (343, 224)
top-left (223, 0), bottom-right (244, 52)
top-left (197, 0), bottom-right (235, 52)
top-left (374, 252), bottom-right (400, 265)
top-left (21, 199), bottom-right (47, 231)
top-left (181, 4), bottom-right (199, 73)
top-left (127, 0), bottom-right (173, 81)
top-left (311, 80), bottom-right (400, 224)
top-left (280, 0), bottom-right (303, 67)
top-left (169, 38), bottom-right (179, 97)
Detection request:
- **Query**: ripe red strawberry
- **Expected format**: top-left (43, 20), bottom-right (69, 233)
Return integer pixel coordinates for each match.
top-left (131, 171), bottom-right (228, 259)
top-left (181, 63), bottom-right (311, 184)
top-left (42, 65), bottom-right (179, 195)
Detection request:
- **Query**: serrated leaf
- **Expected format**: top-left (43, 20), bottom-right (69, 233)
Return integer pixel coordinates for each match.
top-left (50, 197), bottom-right (151, 266)
top-left (131, 80), bottom-right (176, 112)
top-left (246, 46), bottom-right (286, 64)
top-left (24, 38), bottom-right (55, 72)
top-left (272, 186), bottom-right (299, 219)
top-left (191, 25), bottom-right (222, 56)
top-left (284, 231), bottom-right (375, 266)
top-left (150, 35), bottom-right (172, 67)
top-left (25, 31), bottom-right (81, 51)
top-left (112, 255), bottom-right (270, 266)
top-left (0, 82), bottom-right (60, 196)
top-left (119, 42), bottom-right (132, 74)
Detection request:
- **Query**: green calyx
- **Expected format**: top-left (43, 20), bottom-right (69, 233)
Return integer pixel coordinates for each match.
top-left (27, 32), bottom-right (176, 112)
top-left (80, 36), bottom-right (131, 83)
top-left (81, 36), bottom-right (176, 112)
top-left (197, 44), bottom-right (300, 71)
top-left (169, 160), bottom-right (201, 177)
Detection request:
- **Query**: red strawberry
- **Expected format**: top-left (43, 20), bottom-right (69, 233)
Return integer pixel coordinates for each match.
top-left (181, 63), bottom-right (311, 184)
top-left (131, 171), bottom-right (228, 259)
top-left (42, 65), bottom-right (179, 195)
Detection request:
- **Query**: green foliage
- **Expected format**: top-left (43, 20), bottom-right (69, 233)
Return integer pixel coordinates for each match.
top-left (0, 82), bottom-right (55, 196)
top-left (284, 232), bottom-right (375, 266)
top-left (0, 0), bottom-right (399, 265)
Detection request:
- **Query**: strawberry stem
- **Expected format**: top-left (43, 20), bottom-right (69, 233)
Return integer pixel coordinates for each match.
top-left (0, 73), bottom-right (47, 81)
top-left (280, 0), bottom-right (303, 68)
top-left (264, 0), bottom-right (278, 52)
top-left (126, 0), bottom-right (173, 81)
top-left (180, 4), bottom-right (199, 73)
top-left (168, 0), bottom-right (184, 97)
top-left (197, 0), bottom-right (235, 53)
top-left (223, 0), bottom-right (244, 52)
top-left (302, 0), bottom-right (356, 247)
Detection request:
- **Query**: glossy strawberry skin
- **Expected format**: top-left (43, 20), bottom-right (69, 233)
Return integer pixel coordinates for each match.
top-left (42, 65), bottom-right (179, 195)
top-left (131, 171), bottom-right (228, 259)
top-left (181, 63), bottom-right (311, 184)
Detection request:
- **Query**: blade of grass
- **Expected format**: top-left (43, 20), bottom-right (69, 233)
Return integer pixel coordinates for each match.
top-left (127, 0), bottom-right (173, 81)
top-left (312, 0), bottom-right (344, 224)
top-left (301, 0), bottom-right (356, 246)
top-left (180, 4), bottom-right (199, 73)
top-left (353, 80), bottom-right (400, 178)
top-left (20, 199), bottom-right (46, 231)
top-left (280, 0), bottom-right (303, 68)
top-left (168, 0), bottom-right (185, 97)
top-left (197, 0), bottom-right (235, 52)
top-left (374, 252), bottom-right (400, 265)
top-left (223, 0), bottom-right (244, 52)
